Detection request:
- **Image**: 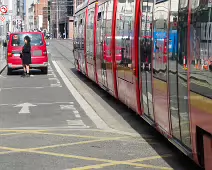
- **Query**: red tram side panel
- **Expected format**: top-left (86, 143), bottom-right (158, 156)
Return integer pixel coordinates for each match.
top-left (73, 0), bottom-right (212, 169)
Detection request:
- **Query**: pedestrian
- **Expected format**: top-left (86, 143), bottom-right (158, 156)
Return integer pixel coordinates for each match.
top-left (21, 36), bottom-right (31, 77)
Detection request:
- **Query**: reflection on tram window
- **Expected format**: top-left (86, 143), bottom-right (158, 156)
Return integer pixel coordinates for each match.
top-left (139, 0), bottom-right (153, 71)
top-left (190, 1), bottom-right (212, 98)
top-left (115, 0), bottom-right (125, 65)
top-left (117, 0), bottom-right (134, 68)
top-left (74, 20), bottom-right (78, 49)
top-left (79, 14), bottom-right (85, 50)
top-left (104, 0), bottom-right (113, 63)
top-left (86, 9), bottom-right (94, 58)
top-left (97, 3), bottom-right (106, 60)
top-left (152, 0), bottom-right (169, 81)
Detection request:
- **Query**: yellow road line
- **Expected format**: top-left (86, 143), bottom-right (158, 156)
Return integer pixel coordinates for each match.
top-left (0, 145), bottom-right (173, 169)
top-left (126, 154), bottom-right (172, 162)
top-left (0, 130), bottom-right (47, 133)
top-left (26, 136), bottom-right (130, 150)
top-left (0, 133), bottom-right (23, 136)
top-left (26, 150), bottom-right (173, 169)
top-left (27, 131), bottom-right (107, 139)
top-left (0, 146), bottom-right (26, 152)
top-left (26, 150), bottom-right (120, 163)
top-left (71, 154), bottom-right (173, 170)
top-left (0, 151), bottom-right (18, 155)
top-left (72, 163), bottom-right (173, 170)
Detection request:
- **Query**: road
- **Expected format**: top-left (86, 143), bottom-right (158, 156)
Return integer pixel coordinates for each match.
top-left (0, 39), bottom-right (201, 170)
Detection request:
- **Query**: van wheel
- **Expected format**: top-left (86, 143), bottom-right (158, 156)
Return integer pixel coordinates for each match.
top-left (7, 67), bottom-right (12, 75)
top-left (41, 67), bottom-right (48, 74)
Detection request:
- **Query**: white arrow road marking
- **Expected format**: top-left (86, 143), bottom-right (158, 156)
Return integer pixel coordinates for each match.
top-left (14, 103), bottom-right (37, 114)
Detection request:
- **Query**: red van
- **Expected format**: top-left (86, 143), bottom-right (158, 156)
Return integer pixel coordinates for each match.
top-left (5, 32), bottom-right (48, 75)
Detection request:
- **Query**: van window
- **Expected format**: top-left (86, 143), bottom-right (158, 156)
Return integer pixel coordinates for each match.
top-left (11, 34), bottom-right (44, 46)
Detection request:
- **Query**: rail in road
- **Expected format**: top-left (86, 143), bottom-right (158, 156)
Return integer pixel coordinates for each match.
top-left (0, 40), bottom-right (201, 170)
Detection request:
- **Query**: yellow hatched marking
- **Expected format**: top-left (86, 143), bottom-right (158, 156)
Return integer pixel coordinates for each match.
top-left (0, 133), bottom-right (23, 136)
top-left (28, 136), bottom-right (130, 150)
top-left (0, 146), bottom-right (173, 169)
top-left (71, 154), bottom-right (173, 170)
top-left (0, 130), bottom-right (47, 132)
top-left (26, 131), bottom-right (107, 139)
top-left (0, 151), bottom-right (17, 155)
top-left (24, 150), bottom-right (173, 169)
top-left (0, 146), bottom-right (26, 152)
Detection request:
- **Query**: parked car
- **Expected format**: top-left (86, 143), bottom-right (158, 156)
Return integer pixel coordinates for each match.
top-left (4, 32), bottom-right (49, 75)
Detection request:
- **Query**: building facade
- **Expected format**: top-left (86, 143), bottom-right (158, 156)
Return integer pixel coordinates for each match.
top-left (28, 3), bottom-right (34, 31)
top-left (34, 0), bottom-right (48, 31)
top-left (50, 0), bottom-right (75, 39)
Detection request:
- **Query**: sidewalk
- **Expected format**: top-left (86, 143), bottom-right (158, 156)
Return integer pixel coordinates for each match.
top-left (0, 46), bottom-right (6, 73)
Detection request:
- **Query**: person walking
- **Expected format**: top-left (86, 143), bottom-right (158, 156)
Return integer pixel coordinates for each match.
top-left (21, 36), bottom-right (32, 77)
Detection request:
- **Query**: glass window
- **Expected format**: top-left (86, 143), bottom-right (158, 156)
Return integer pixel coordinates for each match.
top-left (12, 34), bottom-right (43, 46)
top-left (79, 13), bottom-right (85, 49)
top-left (190, 3), bottom-right (212, 98)
top-left (139, 0), bottom-right (154, 120)
top-left (115, 0), bottom-right (126, 65)
top-left (96, 3), bottom-right (107, 59)
top-left (86, 9), bottom-right (95, 58)
top-left (74, 18), bottom-right (78, 49)
top-left (152, 1), bottom-right (169, 82)
top-left (104, 0), bottom-right (113, 62)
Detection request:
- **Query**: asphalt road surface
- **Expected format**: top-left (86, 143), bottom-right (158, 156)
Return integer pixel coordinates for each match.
top-left (0, 39), bottom-right (201, 170)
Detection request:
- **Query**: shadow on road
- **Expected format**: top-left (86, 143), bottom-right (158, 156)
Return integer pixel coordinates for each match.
top-left (69, 67), bottom-right (202, 170)
top-left (7, 69), bottom-right (46, 76)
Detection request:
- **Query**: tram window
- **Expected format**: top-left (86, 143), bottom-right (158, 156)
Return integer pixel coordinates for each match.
top-left (74, 20), bottom-right (77, 48)
top-left (86, 9), bottom-right (95, 58)
top-left (115, 0), bottom-right (125, 65)
top-left (190, 2), bottom-right (212, 98)
top-left (124, 6), bottom-right (134, 67)
top-left (104, 0), bottom-right (113, 62)
top-left (152, 0), bottom-right (168, 82)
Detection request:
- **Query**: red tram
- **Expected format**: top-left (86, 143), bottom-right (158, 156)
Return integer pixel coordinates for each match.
top-left (73, 0), bottom-right (212, 169)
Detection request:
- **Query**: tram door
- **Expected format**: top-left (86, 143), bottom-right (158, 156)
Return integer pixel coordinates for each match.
top-left (139, 0), bottom-right (154, 120)
top-left (168, 0), bottom-right (191, 148)
top-left (96, 3), bottom-right (108, 87)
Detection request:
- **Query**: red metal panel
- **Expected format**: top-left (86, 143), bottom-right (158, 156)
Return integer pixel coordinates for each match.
top-left (203, 135), bottom-right (212, 170)
top-left (134, 0), bottom-right (141, 115)
top-left (93, 2), bottom-right (98, 84)
top-left (84, 7), bottom-right (88, 76)
top-left (111, 0), bottom-right (118, 99)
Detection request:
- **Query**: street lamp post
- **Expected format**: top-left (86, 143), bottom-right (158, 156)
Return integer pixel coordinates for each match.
top-left (56, 0), bottom-right (59, 38)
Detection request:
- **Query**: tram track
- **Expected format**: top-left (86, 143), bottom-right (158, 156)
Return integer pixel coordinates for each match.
top-left (50, 40), bottom-right (75, 65)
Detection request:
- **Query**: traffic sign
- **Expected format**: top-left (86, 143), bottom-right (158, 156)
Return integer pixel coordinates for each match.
top-left (0, 15), bottom-right (5, 22)
top-left (0, 5), bottom-right (8, 14)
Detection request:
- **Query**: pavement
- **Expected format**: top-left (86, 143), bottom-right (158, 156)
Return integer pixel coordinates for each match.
top-left (0, 39), bottom-right (201, 170)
